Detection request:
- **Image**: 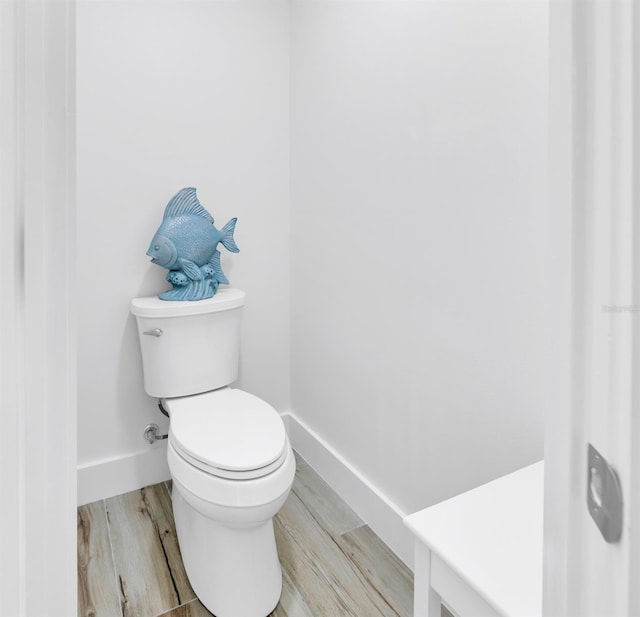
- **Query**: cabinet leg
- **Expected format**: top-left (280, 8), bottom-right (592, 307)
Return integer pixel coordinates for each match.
top-left (413, 543), bottom-right (442, 617)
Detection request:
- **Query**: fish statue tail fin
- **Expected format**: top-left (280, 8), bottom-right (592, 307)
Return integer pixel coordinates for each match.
top-left (219, 218), bottom-right (239, 253)
top-left (209, 250), bottom-right (229, 285)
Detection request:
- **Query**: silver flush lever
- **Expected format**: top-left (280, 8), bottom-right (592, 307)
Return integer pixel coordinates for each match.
top-left (143, 328), bottom-right (163, 337)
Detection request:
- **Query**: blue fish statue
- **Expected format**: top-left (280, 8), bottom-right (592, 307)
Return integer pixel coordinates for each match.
top-left (147, 187), bottom-right (239, 301)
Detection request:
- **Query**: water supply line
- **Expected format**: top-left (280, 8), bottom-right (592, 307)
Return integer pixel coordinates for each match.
top-left (143, 399), bottom-right (170, 444)
top-left (158, 399), bottom-right (170, 418)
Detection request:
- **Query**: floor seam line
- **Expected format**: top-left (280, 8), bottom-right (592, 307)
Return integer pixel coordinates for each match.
top-left (339, 521), bottom-right (367, 537)
top-left (151, 597), bottom-right (197, 617)
top-left (335, 532), bottom-right (404, 617)
top-left (281, 493), bottom-right (388, 617)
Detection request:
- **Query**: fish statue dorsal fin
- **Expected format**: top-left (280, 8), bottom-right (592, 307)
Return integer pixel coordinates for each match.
top-left (163, 187), bottom-right (214, 223)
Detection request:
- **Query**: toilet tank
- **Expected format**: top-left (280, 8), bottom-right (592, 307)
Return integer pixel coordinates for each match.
top-left (131, 288), bottom-right (246, 399)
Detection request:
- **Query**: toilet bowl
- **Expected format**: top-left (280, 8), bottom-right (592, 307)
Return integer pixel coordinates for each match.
top-left (131, 290), bottom-right (294, 617)
top-left (165, 387), bottom-right (295, 617)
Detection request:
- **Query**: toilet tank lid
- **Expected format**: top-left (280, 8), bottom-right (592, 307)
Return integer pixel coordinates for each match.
top-left (131, 288), bottom-right (246, 318)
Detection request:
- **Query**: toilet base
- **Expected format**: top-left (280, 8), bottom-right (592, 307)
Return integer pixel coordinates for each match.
top-left (172, 485), bottom-right (283, 617)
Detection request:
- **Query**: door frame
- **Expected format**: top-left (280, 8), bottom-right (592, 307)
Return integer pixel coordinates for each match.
top-left (0, 0), bottom-right (76, 614)
top-left (545, 0), bottom-right (640, 614)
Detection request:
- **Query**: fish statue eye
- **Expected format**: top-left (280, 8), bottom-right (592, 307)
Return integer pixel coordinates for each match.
top-left (154, 245), bottom-right (159, 251)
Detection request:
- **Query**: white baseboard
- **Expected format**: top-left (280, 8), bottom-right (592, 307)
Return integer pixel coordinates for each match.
top-left (284, 412), bottom-right (414, 569)
top-left (75, 414), bottom-right (293, 506)
top-left (77, 444), bottom-right (171, 506)
top-left (77, 412), bottom-right (415, 570)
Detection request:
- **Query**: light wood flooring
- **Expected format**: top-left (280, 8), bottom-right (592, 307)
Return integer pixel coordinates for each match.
top-left (78, 452), bottom-right (452, 617)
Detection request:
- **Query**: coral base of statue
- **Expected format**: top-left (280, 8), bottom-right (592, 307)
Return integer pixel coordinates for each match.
top-left (160, 272), bottom-right (220, 301)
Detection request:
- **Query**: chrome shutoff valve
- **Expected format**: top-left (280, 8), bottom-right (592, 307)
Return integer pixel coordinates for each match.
top-left (143, 423), bottom-right (168, 444)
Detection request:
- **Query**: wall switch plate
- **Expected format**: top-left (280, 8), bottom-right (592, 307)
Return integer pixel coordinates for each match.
top-left (587, 443), bottom-right (623, 543)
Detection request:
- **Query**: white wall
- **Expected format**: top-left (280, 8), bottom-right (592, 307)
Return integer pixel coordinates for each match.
top-left (77, 0), bottom-right (548, 531)
top-left (290, 0), bottom-right (548, 516)
top-left (77, 0), bottom-right (290, 501)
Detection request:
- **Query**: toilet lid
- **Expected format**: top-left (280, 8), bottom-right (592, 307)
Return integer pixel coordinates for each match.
top-left (167, 388), bottom-right (287, 478)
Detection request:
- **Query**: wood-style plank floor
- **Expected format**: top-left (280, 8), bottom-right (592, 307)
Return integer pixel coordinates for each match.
top-left (78, 452), bottom-right (452, 617)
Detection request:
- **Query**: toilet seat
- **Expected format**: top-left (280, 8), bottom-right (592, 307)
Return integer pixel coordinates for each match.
top-left (166, 388), bottom-right (288, 480)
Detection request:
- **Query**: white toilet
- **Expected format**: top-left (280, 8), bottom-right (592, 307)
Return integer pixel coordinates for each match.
top-left (131, 288), bottom-right (295, 617)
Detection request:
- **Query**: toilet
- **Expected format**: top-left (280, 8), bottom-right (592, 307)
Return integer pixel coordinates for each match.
top-left (131, 288), bottom-right (295, 617)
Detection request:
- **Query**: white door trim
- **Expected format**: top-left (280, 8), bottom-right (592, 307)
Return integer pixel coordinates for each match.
top-left (0, 2), bottom-right (25, 612)
top-left (546, 1), bottom-right (640, 614)
top-left (0, 0), bottom-right (76, 614)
